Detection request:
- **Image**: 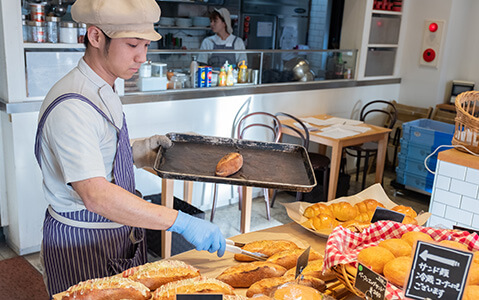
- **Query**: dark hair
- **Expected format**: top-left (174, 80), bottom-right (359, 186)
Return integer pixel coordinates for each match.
top-left (83, 29), bottom-right (112, 53)
top-left (209, 10), bottom-right (225, 24)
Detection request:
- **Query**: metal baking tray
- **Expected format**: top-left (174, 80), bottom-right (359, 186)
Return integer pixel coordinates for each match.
top-left (153, 133), bottom-right (316, 192)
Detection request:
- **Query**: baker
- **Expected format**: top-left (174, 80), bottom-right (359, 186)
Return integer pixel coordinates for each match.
top-left (198, 8), bottom-right (247, 68)
top-left (34, 0), bottom-right (225, 296)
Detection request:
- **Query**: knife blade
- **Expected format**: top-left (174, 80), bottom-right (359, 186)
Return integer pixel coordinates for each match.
top-left (225, 239), bottom-right (268, 261)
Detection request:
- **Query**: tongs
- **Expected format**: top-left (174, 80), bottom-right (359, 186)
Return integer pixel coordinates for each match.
top-left (225, 239), bottom-right (268, 261)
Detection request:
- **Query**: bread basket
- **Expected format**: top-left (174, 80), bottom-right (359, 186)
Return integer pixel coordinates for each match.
top-left (453, 90), bottom-right (479, 154)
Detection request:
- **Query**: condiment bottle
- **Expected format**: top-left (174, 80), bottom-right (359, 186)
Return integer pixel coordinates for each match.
top-left (218, 67), bottom-right (227, 86)
top-left (226, 65), bottom-right (234, 86)
top-left (190, 55), bottom-right (198, 88)
top-left (237, 60), bottom-right (248, 83)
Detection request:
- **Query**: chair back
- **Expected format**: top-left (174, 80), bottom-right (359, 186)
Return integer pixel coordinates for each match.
top-left (431, 107), bottom-right (456, 124)
top-left (360, 100), bottom-right (398, 130)
top-left (236, 112), bottom-right (282, 143)
top-left (275, 112), bottom-right (310, 149)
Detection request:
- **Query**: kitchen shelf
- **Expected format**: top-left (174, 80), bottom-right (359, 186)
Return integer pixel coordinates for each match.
top-left (372, 9), bottom-right (402, 15)
top-left (155, 26), bottom-right (210, 30)
top-left (23, 43), bottom-right (85, 49)
top-left (367, 44), bottom-right (399, 48)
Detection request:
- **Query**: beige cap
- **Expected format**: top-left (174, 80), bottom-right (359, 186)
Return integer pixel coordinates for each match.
top-left (71, 0), bottom-right (162, 41)
top-left (214, 8), bottom-right (232, 34)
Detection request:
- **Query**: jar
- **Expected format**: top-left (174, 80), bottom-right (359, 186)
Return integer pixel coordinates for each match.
top-left (22, 20), bottom-right (28, 42)
top-left (168, 75), bottom-right (182, 89)
top-left (29, 2), bottom-right (47, 22)
top-left (59, 22), bottom-right (78, 44)
top-left (77, 23), bottom-right (87, 43)
top-left (27, 21), bottom-right (46, 43)
top-left (46, 16), bottom-right (60, 43)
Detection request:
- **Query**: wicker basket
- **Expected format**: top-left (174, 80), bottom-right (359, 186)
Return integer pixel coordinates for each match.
top-left (453, 91), bottom-right (479, 153)
top-left (331, 264), bottom-right (365, 298)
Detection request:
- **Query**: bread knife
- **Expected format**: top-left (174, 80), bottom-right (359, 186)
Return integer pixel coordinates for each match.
top-left (225, 239), bottom-right (268, 261)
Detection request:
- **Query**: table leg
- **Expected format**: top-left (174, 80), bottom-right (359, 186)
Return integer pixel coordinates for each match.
top-left (328, 145), bottom-right (343, 201)
top-left (183, 181), bottom-right (194, 204)
top-left (240, 186), bottom-right (253, 233)
top-left (161, 178), bottom-right (174, 259)
top-left (375, 133), bottom-right (389, 184)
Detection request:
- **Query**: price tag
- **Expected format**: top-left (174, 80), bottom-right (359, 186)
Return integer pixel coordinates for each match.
top-left (453, 225), bottom-right (479, 236)
top-left (176, 295), bottom-right (223, 300)
top-left (354, 262), bottom-right (387, 300)
top-left (370, 206), bottom-right (405, 223)
top-left (295, 246), bottom-right (311, 279)
top-left (404, 241), bottom-right (473, 300)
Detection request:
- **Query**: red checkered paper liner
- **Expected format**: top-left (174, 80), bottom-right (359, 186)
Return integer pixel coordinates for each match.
top-left (323, 221), bottom-right (479, 300)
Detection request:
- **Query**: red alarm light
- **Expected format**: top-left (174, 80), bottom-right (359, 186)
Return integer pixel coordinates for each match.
top-left (423, 48), bottom-right (436, 62)
top-left (429, 22), bottom-right (438, 32)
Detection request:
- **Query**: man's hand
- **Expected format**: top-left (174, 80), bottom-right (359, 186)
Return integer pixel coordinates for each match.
top-left (132, 135), bottom-right (172, 169)
top-left (168, 211), bottom-right (226, 257)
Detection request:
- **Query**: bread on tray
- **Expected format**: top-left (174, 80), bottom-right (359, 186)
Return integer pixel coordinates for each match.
top-left (246, 275), bottom-right (326, 297)
top-left (234, 240), bottom-right (299, 262)
top-left (266, 248), bottom-right (323, 269)
top-left (151, 277), bottom-right (234, 300)
top-left (216, 261), bottom-right (287, 288)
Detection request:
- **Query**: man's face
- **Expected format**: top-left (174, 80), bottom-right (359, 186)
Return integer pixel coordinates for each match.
top-left (210, 16), bottom-right (226, 34)
top-left (102, 37), bottom-right (151, 80)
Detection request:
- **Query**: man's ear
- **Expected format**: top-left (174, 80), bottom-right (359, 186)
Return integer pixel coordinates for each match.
top-left (87, 26), bottom-right (103, 49)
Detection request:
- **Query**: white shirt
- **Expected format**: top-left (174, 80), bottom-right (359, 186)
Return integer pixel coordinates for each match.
top-left (38, 58), bottom-right (123, 212)
top-left (198, 34), bottom-right (247, 66)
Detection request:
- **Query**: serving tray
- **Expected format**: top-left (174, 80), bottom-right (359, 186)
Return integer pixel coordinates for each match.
top-left (153, 133), bottom-right (316, 192)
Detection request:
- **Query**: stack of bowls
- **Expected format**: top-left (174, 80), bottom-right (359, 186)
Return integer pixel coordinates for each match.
top-left (175, 18), bottom-right (193, 27)
top-left (159, 17), bottom-right (175, 27)
top-left (192, 16), bottom-right (210, 27)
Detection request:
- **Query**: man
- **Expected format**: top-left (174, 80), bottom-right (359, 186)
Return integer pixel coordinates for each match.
top-left (34, 0), bottom-right (225, 296)
top-left (198, 8), bottom-right (247, 68)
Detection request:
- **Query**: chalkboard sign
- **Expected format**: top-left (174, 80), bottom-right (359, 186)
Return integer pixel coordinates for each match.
top-left (177, 295), bottom-right (222, 300)
top-left (404, 241), bottom-right (473, 300)
top-left (354, 262), bottom-right (387, 300)
top-left (370, 206), bottom-right (405, 223)
top-left (295, 246), bottom-right (311, 279)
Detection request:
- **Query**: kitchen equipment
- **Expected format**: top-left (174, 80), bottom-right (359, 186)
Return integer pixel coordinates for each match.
top-left (151, 63), bottom-right (167, 77)
top-left (285, 57), bottom-right (315, 81)
top-left (46, 16), bottom-right (60, 43)
top-left (50, 0), bottom-right (67, 17)
top-left (225, 239), bottom-right (268, 261)
top-left (153, 133), bottom-right (316, 192)
top-left (59, 22), bottom-right (77, 44)
top-left (192, 16), bottom-right (210, 27)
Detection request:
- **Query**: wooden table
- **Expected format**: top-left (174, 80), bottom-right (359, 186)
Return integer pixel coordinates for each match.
top-left (281, 114), bottom-right (391, 201)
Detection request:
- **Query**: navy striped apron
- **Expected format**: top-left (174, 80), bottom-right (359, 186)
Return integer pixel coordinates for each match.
top-left (34, 93), bottom-right (147, 297)
top-left (208, 36), bottom-right (238, 68)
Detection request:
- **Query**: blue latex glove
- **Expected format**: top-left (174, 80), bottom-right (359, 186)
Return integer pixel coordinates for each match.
top-left (168, 210), bottom-right (226, 257)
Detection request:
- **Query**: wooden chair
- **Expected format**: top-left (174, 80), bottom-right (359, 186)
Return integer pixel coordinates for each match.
top-left (210, 112), bottom-right (282, 222)
top-left (270, 112), bottom-right (330, 205)
top-left (390, 100), bottom-right (433, 167)
top-left (431, 107), bottom-right (456, 124)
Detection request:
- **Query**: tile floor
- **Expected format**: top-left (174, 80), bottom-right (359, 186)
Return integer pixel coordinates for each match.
top-left (0, 168), bottom-right (431, 276)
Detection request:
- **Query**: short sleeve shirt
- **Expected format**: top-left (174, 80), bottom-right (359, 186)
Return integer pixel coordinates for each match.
top-left (38, 58), bottom-right (123, 212)
top-left (198, 34), bottom-right (247, 66)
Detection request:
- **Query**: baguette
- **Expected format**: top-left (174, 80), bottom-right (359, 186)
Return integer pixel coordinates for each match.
top-left (216, 261), bottom-right (287, 288)
top-left (283, 259), bottom-right (337, 282)
top-left (246, 275), bottom-right (326, 297)
top-left (234, 240), bottom-right (299, 262)
top-left (122, 260), bottom-right (200, 290)
top-left (215, 152), bottom-right (243, 177)
top-left (266, 248), bottom-right (323, 269)
top-left (61, 276), bottom-right (151, 300)
top-left (151, 277), bottom-right (235, 300)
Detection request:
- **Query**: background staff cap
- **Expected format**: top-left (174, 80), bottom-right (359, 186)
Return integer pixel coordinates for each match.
top-left (214, 8), bottom-right (232, 35)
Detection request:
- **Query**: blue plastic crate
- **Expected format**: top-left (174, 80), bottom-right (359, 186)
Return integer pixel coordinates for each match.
top-left (395, 166), bottom-right (434, 194)
top-left (399, 137), bottom-right (447, 164)
top-left (397, 152), bottom-right (436, 181)
top-left (402, 119), bottom-right (455, 148)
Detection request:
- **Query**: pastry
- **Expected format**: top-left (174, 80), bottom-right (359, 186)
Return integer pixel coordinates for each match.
top-left (62, 276), bottom-right (151, 300)
top-left (354, 199), bottom-right (384, 214)
top-left (464, 285), bottom-right (479, 300)
top-left (401, 231), bottom-right (434, 247)
top-left (439, 240), bottom-right (469, 251)
top-left (468, 263), bottom-right (479, 285)
top-left (303, 203), bottom-right (333, 218)
top-left (216, 261), bottom-right (287, 288)
top-left (215, 152), bottom-right (243, 177)
top-left (378, 238), bottom-right (412, 257)
top-left (310, 214), bottom-right (339, 231)
top-left (284, 259), bottom-right (337, 282)
top-left (402, 215), bottom-right (418, 225)
top-left (383, 256), bottom-right (412, 287)
top-left (234, 240), bottom-right (299, 262)
top-left (151, 277), bottom-right (234, 300)
top-left (246, 275), bottom-right (326, 297)
top-left (266, 248), bottom-right (323, 269)
top-left (357, 246), bottom-right (395, 274)
top-left (392, 205), bottom-right (417, 218)
top-left (272, 283), bottom-right (323, 300)
top-left (122, 260), bottom-right (200, 290)
top-left (354, 211), bottom-right (373, 223)
top-left (330, 202), bottom-right (357, 221)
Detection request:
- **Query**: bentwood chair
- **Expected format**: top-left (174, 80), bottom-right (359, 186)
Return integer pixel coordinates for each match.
top-left (270, 112), bottom-right (330, 205)
top-left (344, 100), bottom-right (398, 190)
top-left (210, 112), bottom-right (282, 222)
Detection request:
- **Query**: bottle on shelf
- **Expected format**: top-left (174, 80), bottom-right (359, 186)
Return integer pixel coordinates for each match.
top-left (190, 55), bottom-right (198, 88)
top-left (226, 64), bottom-right (234, 86)
top-left (237, 60), bottom-right (248, 84)
top-left (218, 67), bottom-right (227, 87)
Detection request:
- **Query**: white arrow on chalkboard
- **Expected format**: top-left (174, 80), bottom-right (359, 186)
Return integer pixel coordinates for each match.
top-left (419, 249), bottom-right (460, 267)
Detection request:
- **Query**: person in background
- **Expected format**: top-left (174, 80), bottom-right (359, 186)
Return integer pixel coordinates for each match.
top-left (34, 0), bottom-right (225, 296)
top-left (198, 8), bottom-right (247, 68)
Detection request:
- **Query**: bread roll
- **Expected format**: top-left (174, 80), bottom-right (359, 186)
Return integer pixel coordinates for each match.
top-left (266, 248), bottom-right (323, 270)
top-left (464, 285), bottom-right (479, 300)
top-left (439, 240), bottom-right (469, 251)
top-left (354, 199), bottom-right (384, 214)
top-left (357, 246), bottom-right (395, 274)
top-left (310, 214), bottom-right (339, 231)
top-left (330, 202), bottom-right (357, 221)
top-left (246, 275), bottom-right (326, 297)
top-left (474, 251), bottom-right (479, 264)
top-left (378, 238), bottom-right (412, 257)
top-left (392, 205), bottom-right (417, 218)
top-left (383, 256), bottom-right (412, 287)
top-left (284, 259), bottom-right (337, 282)
top-left (468, 263), bottom-right (479, 285)
top-left (303, 203), bottom-right (333, 218)
top-left (234, 240), bottom-right (299, 262)
top-left (122, 260), bottom-right (200, 290)
top-left (354, 211), bottom-right (373, 223)
top-left (216, 261), bottom-right (287, 288)
top-left (62, 277), bottom-right (151, 300)
top-left (402, 215), bottom-right (418, 225)
top-left (401, 231), bottom-right (434, 247)
top-left (215, 152), bottom-right (243, 177)
top-left (151, 277), bottom-right (234, 300)
top-left (272, 283), bottom-right (323, 300)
